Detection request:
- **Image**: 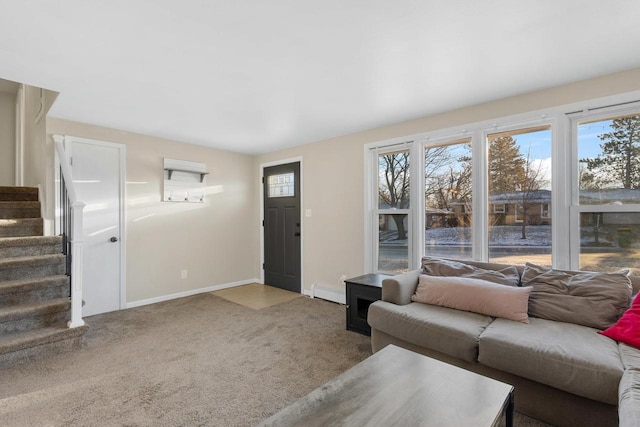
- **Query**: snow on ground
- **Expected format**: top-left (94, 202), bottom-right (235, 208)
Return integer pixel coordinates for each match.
top-left (381, 225), bottom-right (633, 248)
top-left (418, 226), bottom-right (552, 246)
top-left (383, 225), bottom-right (620, 247)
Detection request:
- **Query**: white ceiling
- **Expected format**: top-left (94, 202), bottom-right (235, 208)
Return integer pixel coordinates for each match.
top-left (1, 1), bottom-right (639, 154)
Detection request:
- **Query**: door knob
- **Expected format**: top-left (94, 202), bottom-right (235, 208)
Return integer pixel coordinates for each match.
top-left (294, 232), bottom-right (301, 237)
top-left (110, 237), bottom-right (118, 242)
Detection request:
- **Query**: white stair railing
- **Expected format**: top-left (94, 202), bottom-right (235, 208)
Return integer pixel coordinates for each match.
top-left (53, 135), bottom-right (85, 328)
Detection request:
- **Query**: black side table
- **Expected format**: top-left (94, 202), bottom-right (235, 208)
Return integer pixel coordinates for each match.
top-left (345, 273), bottom-right (390, 336)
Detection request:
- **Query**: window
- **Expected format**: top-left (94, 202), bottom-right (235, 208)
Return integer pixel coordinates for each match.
top-left (365, 97), bottom-right (640, 275)
top-left (267, 173), bottom-right (294, 197)
top-left (377, 148), bottom-right (411, 273)
top-left (574, 111), bottom-right (640, 274)
top-left (578, 114), bottom-right (640, 205)
top-left (424, 139), bottom-right (472, 260)
top-left (578, 212), bottom-right (640, 273)
top-left (541, 203), bottom-right (550, 219)
top-left (487, 126), bottom-right (552, 267)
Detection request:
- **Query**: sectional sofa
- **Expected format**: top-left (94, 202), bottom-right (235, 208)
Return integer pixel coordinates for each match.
top-left (367, 258), bottom-right (640, 427)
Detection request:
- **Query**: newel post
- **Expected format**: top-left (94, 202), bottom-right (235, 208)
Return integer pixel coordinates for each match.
top-left (68, 201), bottom-right (86, 328)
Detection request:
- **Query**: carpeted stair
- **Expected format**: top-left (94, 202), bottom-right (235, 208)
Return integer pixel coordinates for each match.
top-left (0, 186), bottom-right (87, 368)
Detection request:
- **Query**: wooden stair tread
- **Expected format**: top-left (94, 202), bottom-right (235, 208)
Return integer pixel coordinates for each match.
top-left (0, 236), bottom-right (62, 247)
top-left (0, 187), bottom-right (38, 202)
top-left (0, 254), bottom-right (65, 269)
top-left (0, 298), bottom-right (70, 322)
top-left (0, 218), bottom-right (42, 225)
top-left (0, 275), bottom-right (68, 295)
top-left (0, 201), bottom-right (40, 206)
top-left (0, 325), bottom-right (87, 355)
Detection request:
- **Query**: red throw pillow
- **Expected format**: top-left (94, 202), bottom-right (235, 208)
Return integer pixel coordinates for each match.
top-left (600, 293), bottom-right (640, 349)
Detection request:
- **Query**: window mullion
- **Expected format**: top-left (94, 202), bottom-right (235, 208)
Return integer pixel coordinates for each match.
top-left (553, 115), bottom-right (570, 269)
top-left (472, 130), bottom-right (487, 261)
top-left (411, 141), bottom-right (423, 270)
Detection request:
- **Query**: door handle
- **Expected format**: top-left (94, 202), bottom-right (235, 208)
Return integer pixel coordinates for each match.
top-left (294, 232), bottom-right (300, 237)
top-left (110, 237), bottom-right (118, 242)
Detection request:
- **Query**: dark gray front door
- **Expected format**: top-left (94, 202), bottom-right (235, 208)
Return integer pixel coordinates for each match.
top-left (263, 162), bottom-right (301, 292)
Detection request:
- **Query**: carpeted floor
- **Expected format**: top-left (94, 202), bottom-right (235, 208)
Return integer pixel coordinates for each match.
top-left (0, 293), bottom-right (551, 426)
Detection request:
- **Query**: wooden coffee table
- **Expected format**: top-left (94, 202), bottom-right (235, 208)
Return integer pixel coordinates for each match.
top-left (258, 345), bottom-right (514, 427)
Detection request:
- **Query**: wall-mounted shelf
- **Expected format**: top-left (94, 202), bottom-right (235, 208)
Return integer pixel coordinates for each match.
top-left (164, 168), bottom-right (209, 183)
top-left (163, 158), bottom-right (208, 203)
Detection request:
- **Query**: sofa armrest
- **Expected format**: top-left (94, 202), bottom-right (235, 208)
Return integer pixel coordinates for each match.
top-left (382, 269), bottom-right (421, 305)
top-left (619, 369), bottom-right (640, 427)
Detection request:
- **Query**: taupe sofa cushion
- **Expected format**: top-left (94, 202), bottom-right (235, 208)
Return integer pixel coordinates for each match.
top-left (479, 317), bottom-right (623, 404)
top-left (521, 262), bottom-right (632, 329)
top-left (412, 275), bottom-right (531, 323)
top-left (619, 343), bottom-right (640, 370)
top-left (619, 369), bottom-right (640, 427)
top-left (421, 257), bottom-right (520, 286)
top-left (368, 301), bottom-right (492, 362)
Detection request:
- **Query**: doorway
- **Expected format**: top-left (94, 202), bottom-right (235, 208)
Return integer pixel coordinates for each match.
top-left (262, 161), bottom-right (301, 293)
top-left (67, 136), bottom-right (125, 316)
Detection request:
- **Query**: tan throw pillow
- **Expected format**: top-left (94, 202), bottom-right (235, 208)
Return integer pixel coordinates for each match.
top-left (412, 275), bottom-right (532, 323)
top-left (521, 263), bottom-right (632, 329)
top-left (421, 257), bottom-right (520, 286)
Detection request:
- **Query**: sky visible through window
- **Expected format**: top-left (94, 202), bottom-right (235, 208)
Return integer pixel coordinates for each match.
top-left (427, 121), bottom-right (612, 192)
top-left (517, 119), bottom-right (613, 159)
top-left (510, 120), bottom-right (612, 190)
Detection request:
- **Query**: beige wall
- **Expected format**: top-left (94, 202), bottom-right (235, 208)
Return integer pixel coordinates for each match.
top-left (21, 67), bottom-right (640, 304)
top-left (47, 118), bottom-right (260, 304)
top-left (23, 86), bottom-right (59, 233)
top-left (256, 67), bottom-right (640, 294)
top-left (259, 139), bottom-right (367, 294)
top-left (0, 91), bottom-right (15, 186)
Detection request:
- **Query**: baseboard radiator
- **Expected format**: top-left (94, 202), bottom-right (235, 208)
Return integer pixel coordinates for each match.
top-left (309, 284), bottom-right (346, 304)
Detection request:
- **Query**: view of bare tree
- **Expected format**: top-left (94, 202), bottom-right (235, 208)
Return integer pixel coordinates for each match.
top-left (518, 148), bottom-right (549, 239)
top-left (378, 151), bottom-right (410, 239)
top-left (425, 145), bottom-right (471, 207)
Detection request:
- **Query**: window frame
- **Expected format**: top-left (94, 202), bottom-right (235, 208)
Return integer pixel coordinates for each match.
top-left (267, 172), bottom-right (295, 198)
top-left (423, 137), bottom-right (474, 261)
top-left (364, 93), bottom-right (640, 273)
top-left (541, 203), bottom-right (551, 219)
top-left (568, 103), bottom-right (640, 270)
top-left (367, 142), bottom-right (419, 274)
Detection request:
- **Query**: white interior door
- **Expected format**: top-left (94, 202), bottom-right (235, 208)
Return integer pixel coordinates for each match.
top-left (70, 138), bottom-right (124, 317)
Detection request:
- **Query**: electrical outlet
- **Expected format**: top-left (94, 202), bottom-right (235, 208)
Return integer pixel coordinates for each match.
top-left (181, 269), bottom-right (188, 279)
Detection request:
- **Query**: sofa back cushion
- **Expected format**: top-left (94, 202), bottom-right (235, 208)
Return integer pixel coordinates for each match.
top-left (600, 294), bottom-right (640, 350)
top-left (412, 275), bottom-right (531, 323)
top-left (421, 257), bottom-right (520, 286)
top-left (522, 262), bottom-right (632, 329)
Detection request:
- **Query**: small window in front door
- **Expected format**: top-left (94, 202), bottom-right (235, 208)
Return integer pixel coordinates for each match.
top-left (268, 173), bottom-right (295, 198)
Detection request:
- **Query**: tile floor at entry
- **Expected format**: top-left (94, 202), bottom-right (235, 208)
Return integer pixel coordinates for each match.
top-left (212, 283), bottom-right (301, 310)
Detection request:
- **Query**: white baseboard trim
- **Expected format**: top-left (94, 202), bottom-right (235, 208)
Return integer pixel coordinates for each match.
top-left (125, 278), bottom-right (260, 309)
top-left (305, 283), bottom-right (346, 305)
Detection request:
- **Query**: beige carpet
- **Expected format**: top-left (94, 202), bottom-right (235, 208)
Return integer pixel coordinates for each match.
top-left (0, 294), bottom-right (551, 426)
top-left (212, 283), bottom-right (301, 310)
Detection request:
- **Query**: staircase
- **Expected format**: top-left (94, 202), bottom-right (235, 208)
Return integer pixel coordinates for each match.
top-left (0, 186), bottom-right (87, 368)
